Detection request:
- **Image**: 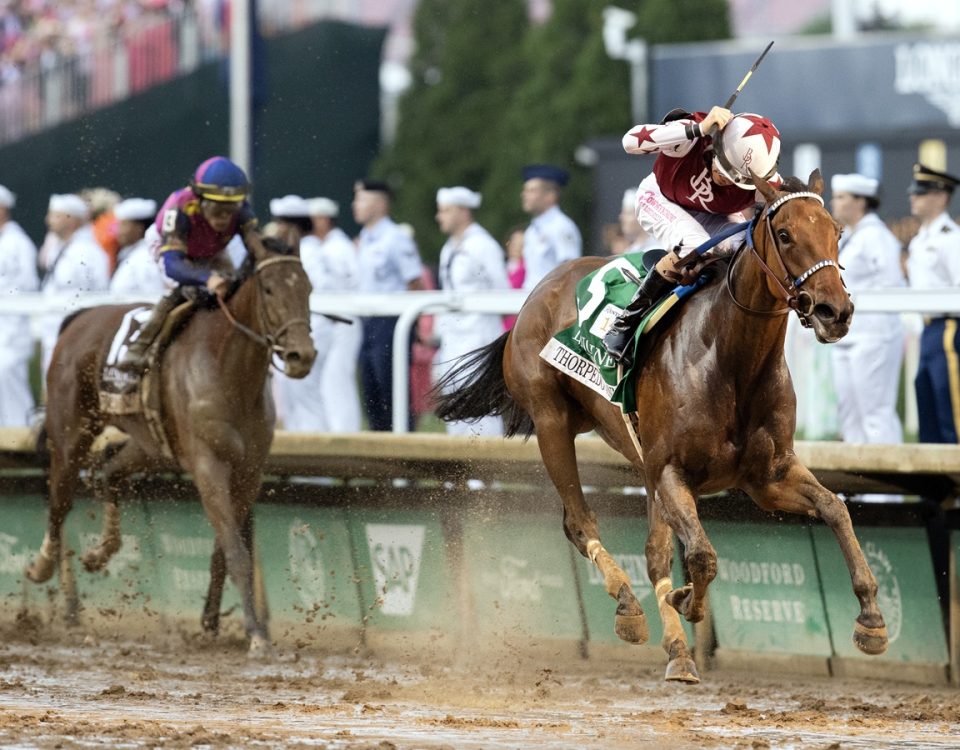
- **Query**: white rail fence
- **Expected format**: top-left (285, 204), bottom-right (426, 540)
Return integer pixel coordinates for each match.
top-left (0, 288), bottom-right (957, 435)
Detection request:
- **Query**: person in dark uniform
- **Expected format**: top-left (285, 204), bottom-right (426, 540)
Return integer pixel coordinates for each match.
top-left (906, 163), bottom-right (960, 444)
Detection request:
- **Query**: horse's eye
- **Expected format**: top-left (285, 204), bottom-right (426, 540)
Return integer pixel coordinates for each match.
top-left (777, 229), bottom-right (791, 243)
top-left (263, 286), bottom-right (273, 296)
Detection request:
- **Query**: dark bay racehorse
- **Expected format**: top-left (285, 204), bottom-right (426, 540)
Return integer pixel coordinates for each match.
top-left (25, 237), bottom-right (316, 656)
top-left (435, 172), bottom-right (887, 682)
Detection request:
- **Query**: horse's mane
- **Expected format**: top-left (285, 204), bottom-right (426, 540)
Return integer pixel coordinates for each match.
top-left (778, 175), bottom-right (809, 194)
top-left (229, 236), bottom-right (296, 297)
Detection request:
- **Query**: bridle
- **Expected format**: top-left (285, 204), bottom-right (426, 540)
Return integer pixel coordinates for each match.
top-left (726, 191), bottom-right (841, 328)
top-left (216, 254), bottom-right (311, 370)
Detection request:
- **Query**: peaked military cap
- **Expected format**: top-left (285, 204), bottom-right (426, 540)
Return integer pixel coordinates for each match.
top-left (521, 164), bottom-right (570, 186)
top-left (908, 163), bottom-right (960, 195)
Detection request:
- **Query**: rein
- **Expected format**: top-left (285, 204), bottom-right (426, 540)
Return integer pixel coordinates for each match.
top-left (725, 191), bottom-right (839, 326)
top-left (216, 255), bottom-right (310, 371)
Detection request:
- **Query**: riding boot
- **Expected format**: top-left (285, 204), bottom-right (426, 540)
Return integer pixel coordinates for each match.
top-left (116, 291), bottom-right (182, 373)
top-left (603, 270), bottom-right (675, 366)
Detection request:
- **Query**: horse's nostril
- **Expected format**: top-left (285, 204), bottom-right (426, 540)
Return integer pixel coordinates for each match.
top-left (814, 303), bottom-right (837, 322)
top-left (286, 351), bottom-right (301, 362)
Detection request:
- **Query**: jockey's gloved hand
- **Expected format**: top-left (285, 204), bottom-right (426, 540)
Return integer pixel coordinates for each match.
top-left (206, 272), bottom-right (230, 299)
top-left (701, 106), bottom-right (733, 135)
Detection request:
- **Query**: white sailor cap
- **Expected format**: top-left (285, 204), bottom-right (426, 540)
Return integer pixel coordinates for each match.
top-left (436, 186), bottom-right (481, 209)
top-left (113, 197), bottom-right (157, 222)
top-left (622, 187), bottom-right (637, 210)
top-left (48, 193), bottom-right (90, 219)
top-left (830, 173), bottom-right (878, 198)
top-left (307, 197), bottom-right (339, 217)
top-left (269, 194), bottom-right (311, 218)
top-left (0, 184), bottom-right (15, 209)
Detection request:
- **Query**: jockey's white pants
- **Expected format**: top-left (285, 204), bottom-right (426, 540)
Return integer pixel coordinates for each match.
top-left (830, 332), bottom-right (904, 444)
top-left (274, 314), bottom-right (362, 432)
top-left (634, 173), bottom-right (748, 258)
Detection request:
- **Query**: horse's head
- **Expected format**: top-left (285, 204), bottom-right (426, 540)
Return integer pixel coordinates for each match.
top-left (249, 237), bottom-right (317, 378)
top-left (752, 169), bottom-right (853, 343)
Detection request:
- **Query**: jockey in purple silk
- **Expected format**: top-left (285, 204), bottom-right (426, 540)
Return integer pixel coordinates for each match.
top-left (117, 156), bottom-right (268, 373)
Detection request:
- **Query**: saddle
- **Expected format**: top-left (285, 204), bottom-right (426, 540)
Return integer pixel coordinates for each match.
top-left (540, 252), bottom-right (719, 413)
top-left (99, 300), bottom-right (196, 458)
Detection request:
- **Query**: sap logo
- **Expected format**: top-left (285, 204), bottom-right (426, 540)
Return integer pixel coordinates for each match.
top-left (289, 520), bottom-right (325, 608)
top-left (365, 524), bottom-right (425, 616)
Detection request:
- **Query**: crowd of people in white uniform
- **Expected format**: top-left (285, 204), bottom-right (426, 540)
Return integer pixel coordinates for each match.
top-left (0, 147), bottom-right (956, 453)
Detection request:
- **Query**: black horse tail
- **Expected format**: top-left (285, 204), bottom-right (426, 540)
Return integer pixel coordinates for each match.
top-left (432, 331), bottom-right (534, 439)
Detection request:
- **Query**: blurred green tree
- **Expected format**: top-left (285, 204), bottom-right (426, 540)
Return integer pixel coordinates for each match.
top-left (374, 0), bottom-right (529, 265)
top-left (376, 0), bottom-right (732, 264)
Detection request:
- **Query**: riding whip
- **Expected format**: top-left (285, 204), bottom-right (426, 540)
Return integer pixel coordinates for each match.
top-left (722, 40), bottom-right (774, 111)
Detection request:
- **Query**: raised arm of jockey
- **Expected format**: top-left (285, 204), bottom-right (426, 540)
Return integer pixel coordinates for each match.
top-left (622, 106), bottom-right (734, 157)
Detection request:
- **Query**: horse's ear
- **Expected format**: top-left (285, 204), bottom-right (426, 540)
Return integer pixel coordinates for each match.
top-left (751, 170), bottom-right (778, 203)
top-left (807, 168), bottom-right (824, 196)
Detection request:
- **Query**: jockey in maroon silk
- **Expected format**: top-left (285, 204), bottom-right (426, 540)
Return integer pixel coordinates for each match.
top-left (604, 106), bottom-right (782, 365)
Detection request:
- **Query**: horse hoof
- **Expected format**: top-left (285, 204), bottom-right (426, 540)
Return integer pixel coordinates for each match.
top-left (666, 585), bottom-right (703, 623)
top-left (664, 656), bottom-right (700, 684)
top-left (614, 612), bottom-right (649, 645)
top-left (201, 615), bottom-right (220, 635)
top-left (247, 633), bottom-right (274, 660)
top-left (853, 621), bottom-right (888, 655)
top-left (81, 550), bottom-right (106, 573)
top-left (24, 558), bottom-right (55, 584)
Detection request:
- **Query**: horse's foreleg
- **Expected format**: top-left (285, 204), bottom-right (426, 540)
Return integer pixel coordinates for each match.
top-left (538, 420), bottom-right (648, 645)
top-left (194, 454), bottom-right (269, 657)
top-left (645, 500), bottom-right (698, 683)
top-left (744, 459), bottom-right (887, 655)
top-left (201, 510), bottom-right (260, 636)
top-left (654, 465), bottom-right (716, 624)
top-left (201, 543), bottom-right (226, 634)
top-left (81, 441), bottom-right (146, 573)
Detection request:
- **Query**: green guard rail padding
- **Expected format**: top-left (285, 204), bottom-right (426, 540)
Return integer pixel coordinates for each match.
top-left (347, 509), bottom-right (455, 634)
top-left (704, 521), bottom-right (832, 656)
top-left (462, 512), bottom-right (583, 641)
top-left (0, 494), bottom-right (954, 677)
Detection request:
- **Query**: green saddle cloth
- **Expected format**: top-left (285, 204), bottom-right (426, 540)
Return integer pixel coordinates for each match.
top-left (540, 253), bottom-right (676, 413)
top-left (539, 253), bottom-right (671, 414)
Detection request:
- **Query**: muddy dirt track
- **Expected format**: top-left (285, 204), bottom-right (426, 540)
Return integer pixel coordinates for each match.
top-left (0, 620), bottom-right (957, 750)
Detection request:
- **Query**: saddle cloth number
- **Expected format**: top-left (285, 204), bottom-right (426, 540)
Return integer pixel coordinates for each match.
top-left (106, 307), bottom-right (153, 367)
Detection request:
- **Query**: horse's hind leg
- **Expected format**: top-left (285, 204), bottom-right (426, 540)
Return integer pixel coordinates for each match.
top-left (25, 419), bottom-right (95, 584)
top-left (81, 440), bottom-right (147, 572)
top-left (537, 414), bottom-right (648, 645)
top-left (653, 465), bottom-right (717, 624)
top-left (645, 500), bottom-right (699, 683)
top-left (744, 459), bottom-right (887, 655)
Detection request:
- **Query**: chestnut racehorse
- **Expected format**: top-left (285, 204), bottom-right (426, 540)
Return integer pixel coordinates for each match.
top-left (435, 172), bottom-right (887, 683)
top-left (25, 237), bottom-right (316, 656)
